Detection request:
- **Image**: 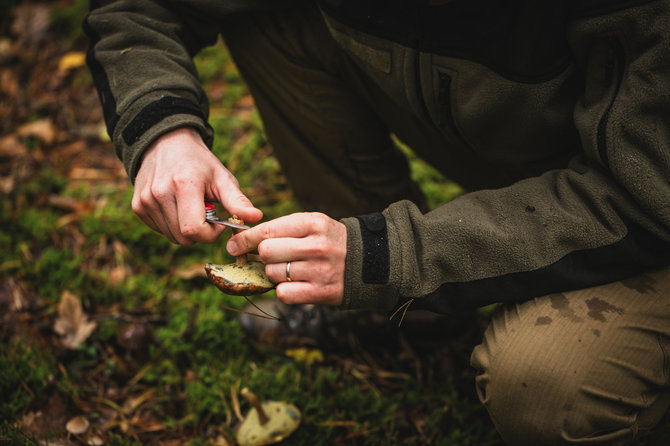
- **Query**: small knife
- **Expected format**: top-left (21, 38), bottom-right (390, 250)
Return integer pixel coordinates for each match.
top-left (204, 202), bottom-right (251, 230)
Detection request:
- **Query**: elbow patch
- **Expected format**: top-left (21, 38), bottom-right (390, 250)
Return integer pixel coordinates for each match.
top-left (357, 212), bottom-right (390, 284)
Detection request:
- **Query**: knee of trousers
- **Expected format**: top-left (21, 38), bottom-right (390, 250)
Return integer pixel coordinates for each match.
top-left (470, 284), bottom-right (670, 445)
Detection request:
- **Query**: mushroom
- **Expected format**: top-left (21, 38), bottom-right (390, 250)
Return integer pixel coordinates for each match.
top-left (205, 261), bottom-right (274, 296)
top-left (236, 387), bottom-right (301, 446)
top-left (205, 216), bottom-right (275, 296)
top-left (65, 416), bottom-right (90, 435)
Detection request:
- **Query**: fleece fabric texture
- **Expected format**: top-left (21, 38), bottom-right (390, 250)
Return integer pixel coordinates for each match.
top-left (85, 0), bottom-right (670, 313)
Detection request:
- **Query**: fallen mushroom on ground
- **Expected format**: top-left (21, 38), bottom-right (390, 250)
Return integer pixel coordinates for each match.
top-left (236, 387), bottom-right (301, 446)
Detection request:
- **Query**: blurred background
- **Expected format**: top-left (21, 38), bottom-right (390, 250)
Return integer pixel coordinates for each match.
top-left (1, 1), bottom-right (668, 445)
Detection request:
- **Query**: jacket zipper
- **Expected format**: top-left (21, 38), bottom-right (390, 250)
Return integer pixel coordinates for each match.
top-left (413, 49), bottom-right (431, 120)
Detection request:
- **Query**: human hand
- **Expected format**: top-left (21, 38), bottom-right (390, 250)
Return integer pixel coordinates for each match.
top-left (132, 127), bottom-right (262, 245)
top-left (226, 213), bottom-right (347, 306)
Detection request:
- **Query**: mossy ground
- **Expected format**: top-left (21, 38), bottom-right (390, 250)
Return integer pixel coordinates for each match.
top-left (1, 1), bottom-right (669, 445)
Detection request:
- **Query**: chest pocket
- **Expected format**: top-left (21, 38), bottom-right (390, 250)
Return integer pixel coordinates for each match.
top-left (426, 58), bottom-right (582, 176)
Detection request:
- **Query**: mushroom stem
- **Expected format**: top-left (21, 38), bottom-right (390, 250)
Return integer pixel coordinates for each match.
top-left (230, 216), bottom-right (248, 266)
top-left (241, 387), bottom-right (269, 425)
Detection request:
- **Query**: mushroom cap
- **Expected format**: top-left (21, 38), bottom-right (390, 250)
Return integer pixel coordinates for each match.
top-left (205, 261), bottom-right (275, 296)
top-left (236, 401), bottom-right (301, 446)
top-left (65, 416), bottom-right (90, 435)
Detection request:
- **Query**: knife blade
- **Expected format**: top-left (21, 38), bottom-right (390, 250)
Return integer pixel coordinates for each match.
top-left (204, 202), bottom-right (251, 230)
top-left (206, 218), bottom-right (251, 230)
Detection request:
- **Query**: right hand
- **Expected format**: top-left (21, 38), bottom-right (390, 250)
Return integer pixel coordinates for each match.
top-left (131, 127), bottom-right (262, 245)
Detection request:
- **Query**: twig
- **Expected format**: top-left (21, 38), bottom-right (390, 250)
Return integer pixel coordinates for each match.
top-left (220, 299), bottom-right (279, 321)
top-left (389, 299), bottom-right (414, 327)
top-left (230, 384), bottom-right (244, 423)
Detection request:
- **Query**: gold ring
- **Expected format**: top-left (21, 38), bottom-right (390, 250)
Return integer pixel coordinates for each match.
top-left (286, 261), bottom-right (292, 282)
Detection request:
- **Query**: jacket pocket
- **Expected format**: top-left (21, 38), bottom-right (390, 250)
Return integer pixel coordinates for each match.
top-left (436, 71), bottom-right (470, 148)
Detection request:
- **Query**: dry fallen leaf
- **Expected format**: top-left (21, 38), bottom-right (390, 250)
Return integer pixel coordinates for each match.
top-left (58, 51), bottom-right (86, 73)
top-left (17, 118), bottom-right (56, 145)
top-left (19, 411), bottom-right (47, 436)
top-left (0, 38), bottom-right (14, 62)
top-left (54, 291), bottom-right (97, 349)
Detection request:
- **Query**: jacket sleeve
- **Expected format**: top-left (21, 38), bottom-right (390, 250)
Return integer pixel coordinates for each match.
top-left (340, 0), bottom-right (670, 313)
top-left (84, 0), bottom-right (221, 182)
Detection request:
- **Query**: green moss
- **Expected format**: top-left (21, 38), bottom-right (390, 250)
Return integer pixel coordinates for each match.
top-left (0, 338), bottom-right (57, 419)
top-left (50, 0), bottom-right (88, 43)
top-left (33, 247), bottom-right (85, 302)
top-left (0, 421), bottom-right (37, 446)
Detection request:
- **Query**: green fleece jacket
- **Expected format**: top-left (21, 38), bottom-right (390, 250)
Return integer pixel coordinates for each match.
top-left (85, 0), bottom-right (670, 313)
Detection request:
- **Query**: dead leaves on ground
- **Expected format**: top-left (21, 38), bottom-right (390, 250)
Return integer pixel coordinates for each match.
top-left (54, 291), bottom-right (97, 349)
top-left (1, 0), bottom-right (123, 196)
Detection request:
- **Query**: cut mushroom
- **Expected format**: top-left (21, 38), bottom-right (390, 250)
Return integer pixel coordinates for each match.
top-left (205, 261), bottom-right (274, 295)
top-left (205, 216), bottom-right (275, 296)
top-left (236, 387), bottom-right (301, 446)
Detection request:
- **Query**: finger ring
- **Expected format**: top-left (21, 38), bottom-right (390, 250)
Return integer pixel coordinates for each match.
top-left (286, 261), bottom-right (292, 282)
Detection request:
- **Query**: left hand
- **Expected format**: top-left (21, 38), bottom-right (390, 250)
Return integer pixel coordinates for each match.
top-left (227, 212), bottom-right (347, 306)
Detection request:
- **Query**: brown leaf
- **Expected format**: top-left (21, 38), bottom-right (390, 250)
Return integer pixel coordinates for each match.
top-left (17, 119), bottom-right (57, 145)
top-left (68, 167), bottom-right (119, 181)
top-left (19, 411), bottom-right (49, 437)
top-left (54, 291), bottom-right (97, 349)
top-left (122, 388), bottom-right (154, 415)
top-left (235, 94), bottom-right (255, 109)
top-left (48, 195), bottom-right (81, 213)
top-left (108, 264), bottom-right (130, 286)
top-left (0, 38), bottom-right (14, 63)
top-left (107, 239), bottom-right (131, 285)
top-left (19, 395), bottom-right (69, 437)
top-left (47, 193), bottom-right (95, 217)
top-left (0, 278), bottom-right (28, 311)
top-left (0, 134), bottom-right (27, 157)
top-left (0, 67), bottom-right (19, 97)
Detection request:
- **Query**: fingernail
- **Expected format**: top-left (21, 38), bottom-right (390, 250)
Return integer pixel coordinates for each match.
top-left (227, 240), bottom-right (238, 254)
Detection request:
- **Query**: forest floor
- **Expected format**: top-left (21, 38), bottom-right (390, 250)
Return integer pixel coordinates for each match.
top-left (1, 1), bottom-right (668, 445)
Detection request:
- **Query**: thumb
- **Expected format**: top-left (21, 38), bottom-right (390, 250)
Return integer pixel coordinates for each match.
top-left (222, 191), bottom-right (263, 223)
top-left (213, 173), bottom-right (263, 223)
